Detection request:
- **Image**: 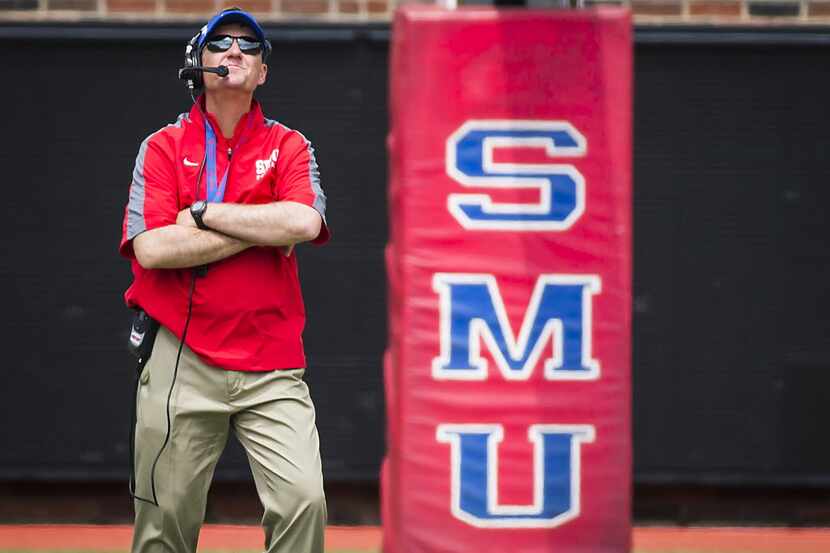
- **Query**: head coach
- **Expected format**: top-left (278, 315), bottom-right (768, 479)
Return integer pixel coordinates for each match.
top-left (118, 8), bottom-right (330, 553)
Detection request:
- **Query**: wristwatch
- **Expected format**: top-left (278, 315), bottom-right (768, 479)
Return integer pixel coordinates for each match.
top-left (190, 200), bottom-right (209, 230)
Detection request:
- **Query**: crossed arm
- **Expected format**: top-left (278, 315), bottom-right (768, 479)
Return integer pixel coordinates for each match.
top-left (133, 201), bottom-right (322, 270)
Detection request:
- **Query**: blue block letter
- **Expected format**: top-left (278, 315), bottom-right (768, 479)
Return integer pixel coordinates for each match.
top-left (436, 424), bottom-right (595, 528)
top-left (432, 274), bottom-right (601, 381)
top-left (446, 120), bottom-right (587, 231)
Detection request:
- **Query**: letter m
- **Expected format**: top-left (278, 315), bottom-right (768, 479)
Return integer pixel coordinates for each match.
top-left (432, 274), bottom-right (601, 381)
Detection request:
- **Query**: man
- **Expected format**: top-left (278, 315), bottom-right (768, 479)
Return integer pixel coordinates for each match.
top-left (119, 8), bottom-right (329, 553)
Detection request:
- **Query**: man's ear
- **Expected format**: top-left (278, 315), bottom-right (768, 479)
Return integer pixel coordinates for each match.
top-left (259, 63), bottom-right (268, 86)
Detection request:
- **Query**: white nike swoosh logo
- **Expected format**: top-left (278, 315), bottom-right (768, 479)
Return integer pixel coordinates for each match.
top-left (183, 157), bottom-right (199, 167)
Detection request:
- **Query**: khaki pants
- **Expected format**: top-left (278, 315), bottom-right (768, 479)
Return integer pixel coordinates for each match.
top-left (132, 326), bottom-right (326, 553)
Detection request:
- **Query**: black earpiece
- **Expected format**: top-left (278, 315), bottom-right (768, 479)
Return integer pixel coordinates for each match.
top-left (180, 32), bottom-right (204, 90)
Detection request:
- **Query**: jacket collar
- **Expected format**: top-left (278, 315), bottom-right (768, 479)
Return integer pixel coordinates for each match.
top-left (188, 95), bottom-right (264, 148)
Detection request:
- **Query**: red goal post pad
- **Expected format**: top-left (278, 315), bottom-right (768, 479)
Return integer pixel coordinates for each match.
top-left (384, 6), bottom-right (631, 553)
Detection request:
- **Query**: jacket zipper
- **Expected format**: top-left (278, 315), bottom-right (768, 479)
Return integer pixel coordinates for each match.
top-left (225, 147), bottom-right (233, 197)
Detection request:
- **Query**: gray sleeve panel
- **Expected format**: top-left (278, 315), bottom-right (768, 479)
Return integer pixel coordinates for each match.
top-left (304, 140), bottom-right (327, 221)
top-left (125, 135), bottom-right (151, 241)
top-left (265, 119), bottom-right (328, 222)
top-left (124, 113), bottom-right (189, 241)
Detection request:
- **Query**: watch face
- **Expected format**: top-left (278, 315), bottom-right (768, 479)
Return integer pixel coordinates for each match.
top-left (192, 200), bottom-right (205, 213)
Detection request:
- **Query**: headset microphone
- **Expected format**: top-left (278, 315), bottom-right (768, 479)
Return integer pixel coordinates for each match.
top-left (178, 65), bottom-right (229, 81)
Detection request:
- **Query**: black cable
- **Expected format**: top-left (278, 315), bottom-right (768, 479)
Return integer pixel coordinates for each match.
top-left (129, 275), bottom-right (196, 506)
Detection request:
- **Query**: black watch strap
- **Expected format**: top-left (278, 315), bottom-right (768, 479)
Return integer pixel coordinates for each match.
top-left (190, 200), bottom-right (209, 230)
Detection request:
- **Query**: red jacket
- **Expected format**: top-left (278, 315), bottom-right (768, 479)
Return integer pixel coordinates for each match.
top-left (120, 99), bottom-right (329, 371)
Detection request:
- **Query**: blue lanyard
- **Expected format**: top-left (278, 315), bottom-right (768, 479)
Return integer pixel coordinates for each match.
top-left (204, 122), bottom-right (229, 203)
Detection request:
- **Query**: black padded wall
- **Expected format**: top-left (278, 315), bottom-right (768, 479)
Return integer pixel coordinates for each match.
top-left (633, 42), bottom-right (830, 486)
top-left (0, 30), bottom-right (389, 482)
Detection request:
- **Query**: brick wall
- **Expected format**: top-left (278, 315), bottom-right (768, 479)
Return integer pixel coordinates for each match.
top-left (0, 0), bottom-right (828, 26)
top-left (0, 0), bottom-right (395, 20)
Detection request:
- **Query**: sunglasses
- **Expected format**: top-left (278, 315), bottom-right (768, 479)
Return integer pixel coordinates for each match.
top-left (205, 34), bottom-right (263, 55)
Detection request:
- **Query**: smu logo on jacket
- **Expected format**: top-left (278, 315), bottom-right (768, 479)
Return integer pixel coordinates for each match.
top-left (256, 148), bottom-right (279, 180)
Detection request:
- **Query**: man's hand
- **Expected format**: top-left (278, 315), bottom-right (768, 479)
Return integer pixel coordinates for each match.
top-left (177, 207), bottom-right (198, 228)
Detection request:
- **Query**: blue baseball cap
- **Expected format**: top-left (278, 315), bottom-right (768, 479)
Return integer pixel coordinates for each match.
top-left (197, 8), bottom-right (271, 59)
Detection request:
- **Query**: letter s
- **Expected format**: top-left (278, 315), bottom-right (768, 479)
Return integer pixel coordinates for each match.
top-left (446, 120), bottom-right (587, 231)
